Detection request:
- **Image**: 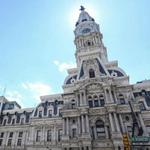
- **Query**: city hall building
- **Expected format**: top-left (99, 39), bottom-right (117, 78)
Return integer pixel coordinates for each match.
top-left (0, 6), bottom-right (150, 150)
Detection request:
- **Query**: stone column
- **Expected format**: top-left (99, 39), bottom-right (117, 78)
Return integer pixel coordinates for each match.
top-left (112, 87), bottom-right (117, 103)
top-left (78, 116), bottom-right (81, 135)
top-left (109, 88), bottom-right (114, 103)
top-left (86, 115), bottom-right (90, 133)
top-left (114, 113), bottom-right (120, 132)
top-left (53, 125), bottom-right (56, 143)
top-left (63, 118), bottom-right (66, 135)
top-left (42, 126), bottom-right (45, 142)
top-left (138, 113), bottom-right (147, 135)
top-left (94, 126), bottom-right (97, 139)
top-left (109, 113), bottom-right (115, 132)
top-left (13, 131), bottom-right (17, 146)
top-left (29, 127), bottom-right (34, 142)
top-left (22, 131), bottom-right (26, 145)
top-left (81, 115), bottom-right (85, 133)
top-left (119, 114), bottom-right (125, 133)
top-left (105, 126), bottom-right (109, 138)
top-left (76, 93), bottom-right (79, 107)
top-left (4, 131), bottom-right (8, 146)
top-left (23, 131), bottom-right (27, 146)
top-left (66, 118), bottom-right (69, 136)
top-left (83, 91), bottom-right (86, 105)
top-left (80, 93), bottom-right (83, 106)
top-left (104, 89), bottom-right (109, 104)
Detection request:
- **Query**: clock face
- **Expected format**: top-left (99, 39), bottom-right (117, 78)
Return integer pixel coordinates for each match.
top-left (82, 28), bottom-right (91, 34)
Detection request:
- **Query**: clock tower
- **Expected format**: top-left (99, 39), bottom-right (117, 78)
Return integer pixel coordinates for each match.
top-left (74, 6), bottom-right (108, 68)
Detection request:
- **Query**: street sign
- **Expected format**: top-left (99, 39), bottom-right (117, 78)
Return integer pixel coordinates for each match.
top-left (131, 136), bottom-right (149, 143)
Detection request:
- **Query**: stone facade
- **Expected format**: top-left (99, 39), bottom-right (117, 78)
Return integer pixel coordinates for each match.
top-left (0, 6), bottom-right (150, 150)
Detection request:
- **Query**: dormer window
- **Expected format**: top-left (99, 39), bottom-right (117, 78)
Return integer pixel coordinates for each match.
top-left (12, 118), bottom-right (15, 125)
top-left (48, 109), bottom-right (52, 117)
top-left (20, 118), bottom-right (24, 124)
top-left (3, 119), bottom-right (7, 126)
top-left (89, 69), bottom-right (95, 78)
top-left (39, 111), bottom-right (42, 118)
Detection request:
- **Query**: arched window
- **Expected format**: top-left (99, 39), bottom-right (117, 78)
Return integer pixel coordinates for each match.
top-left (118, 94), bottom-right (125, 104)
top-left (96, 120), bottom-right (105, 138)
top-left (89, 69), bottom-right (95, 78)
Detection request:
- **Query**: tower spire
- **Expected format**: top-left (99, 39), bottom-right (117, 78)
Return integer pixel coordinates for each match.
top-left (80, 5), bottom-right (85, 11)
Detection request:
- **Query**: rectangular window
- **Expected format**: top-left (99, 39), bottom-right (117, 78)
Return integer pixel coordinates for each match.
top-left (72, 128), bottom-right (77, 138)
top-left (88, 100), bottom-right (93, 108)
top-left (47, 130), bottom-right (51, 142)
top-left (100, 99), bottom-right (105, 107)
top-left (0, 132), bottom-right (4, 138)
top-left (59, 109), bottom-right (62, 117)
top-left (18, 132), bottom-right (23, 138)
top-left (36, 130), bottom-right (41, 142)
top-left (9, 132), bottom-right (13, 138)
top-left (120, 98), bottom-right (125, 104)
top-left (71, 103), bottom-right (76, 109)
top-left (58, 130), bottom-right (62, 142)
top-left (17, 139), bottom-right (22, 146)
top-left (7, 139), bottom-right (12, 146)
top-left (94, 100), bottom-right (99, 107)
top-left (0, 139), bottom-right (3, 146)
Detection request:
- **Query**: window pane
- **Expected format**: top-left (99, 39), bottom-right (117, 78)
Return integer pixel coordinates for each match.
top-left (0, 139), bottom-right (3, 146)
top-left (94, 100), bottom-right (99, 107)
top-left (17, 139), bottom-right (22, 146)
top-left (9, 132), bottom-right (13, 138)
top-left (47, 130), bottom-right (51, 142)
top-left (18, 132), bottom-right (23, 138)
top-left (100, 99), bottom-right (105, 106)
top-left (36, 130), bottom-right (41, 142)
top-left (88, 101), bottom-right (93, 108)
top-left (7, 139), bottom-right (12, 146)
top-left (0, 132), bottom-right (4, 138)
top-left (58, 130), bottom-right (62, 141)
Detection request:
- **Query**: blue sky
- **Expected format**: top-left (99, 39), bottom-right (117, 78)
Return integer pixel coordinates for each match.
top-left (0, 0), bottom-right (150, 108)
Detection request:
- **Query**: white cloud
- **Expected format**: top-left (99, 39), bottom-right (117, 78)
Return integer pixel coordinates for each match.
top-left (53, 60), bottom-right (76, 72)
top-left (22, 82), bottom-right (53, 102)
top-left (5, 90), bottom-right (24, 107)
